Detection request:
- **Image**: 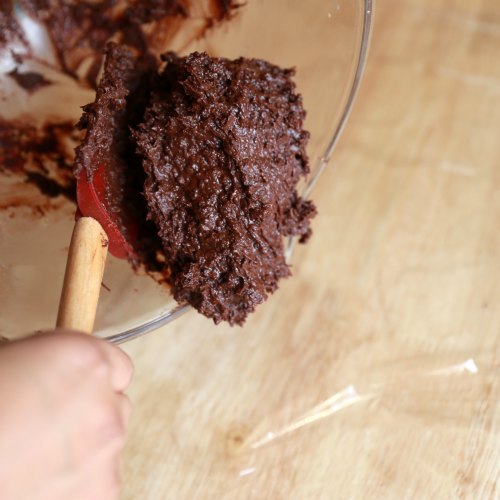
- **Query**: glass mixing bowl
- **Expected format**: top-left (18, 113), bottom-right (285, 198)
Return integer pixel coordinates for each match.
top-left (0, 0), bottom-right (373, 343)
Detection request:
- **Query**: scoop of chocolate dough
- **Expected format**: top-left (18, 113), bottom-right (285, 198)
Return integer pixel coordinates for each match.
top-left (134, 52), bottom-right (316, 325)
top-left (75, 44), bottom-right (316, 324)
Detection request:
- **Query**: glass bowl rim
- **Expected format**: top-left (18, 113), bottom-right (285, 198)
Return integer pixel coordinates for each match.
top-left (101, 0), bottom-right (375, 344)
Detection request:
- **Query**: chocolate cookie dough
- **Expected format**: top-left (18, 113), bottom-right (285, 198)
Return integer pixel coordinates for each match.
top-left (134, 52), bottom-right (316, 324)
top-left (74, 44), bottom-right (316, 324)
top-left (74, 43), bottom-right (163, 270)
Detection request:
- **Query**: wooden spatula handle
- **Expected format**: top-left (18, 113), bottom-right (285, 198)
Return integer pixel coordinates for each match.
top-left (56, 217), bottom-right (108, 333)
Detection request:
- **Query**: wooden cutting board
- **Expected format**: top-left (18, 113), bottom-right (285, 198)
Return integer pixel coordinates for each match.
top-left (120, 0), bottom-right (500, 498)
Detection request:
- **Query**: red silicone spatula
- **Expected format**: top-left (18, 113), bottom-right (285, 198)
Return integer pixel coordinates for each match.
top-left (56, 165), bottom-right (137, 333)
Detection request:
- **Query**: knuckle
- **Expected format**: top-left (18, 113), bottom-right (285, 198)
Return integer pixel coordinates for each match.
top-left (63, 338), bottom-right (109, 375)
top-left (93, 404), bottom-right (126, 445)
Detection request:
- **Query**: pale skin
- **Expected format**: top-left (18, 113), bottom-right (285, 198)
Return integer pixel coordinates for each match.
top-left (0, 330), bottom-right (133, 500)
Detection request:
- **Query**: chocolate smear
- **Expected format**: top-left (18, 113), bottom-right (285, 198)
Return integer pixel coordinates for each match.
top-left (0, 118), bottom-right (78, 201)
top-left (7, 68), bottom-right (52, 93)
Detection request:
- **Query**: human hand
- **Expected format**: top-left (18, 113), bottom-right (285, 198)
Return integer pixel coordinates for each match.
top-left (0, 330), bottom-right (133, 500)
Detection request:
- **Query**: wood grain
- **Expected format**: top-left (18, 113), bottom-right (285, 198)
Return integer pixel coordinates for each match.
top-left (120, 0), bottom-right (500, 498)
top-left (56, 217), bottom-right (108, 333)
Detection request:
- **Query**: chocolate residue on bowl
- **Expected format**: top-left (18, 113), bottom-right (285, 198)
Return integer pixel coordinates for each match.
top-left (1, 0), bottom-right (242, 212)
top-left (7, 68), bottom-right (52, 93)
top-left (0, 118), bottom-right (78, 201)
top-left (0, 2), bottom-right (26, 49)
top-left (125, 0), bottom-right (188, 23)
top-left (15, 0), bottom-right (241, 87)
